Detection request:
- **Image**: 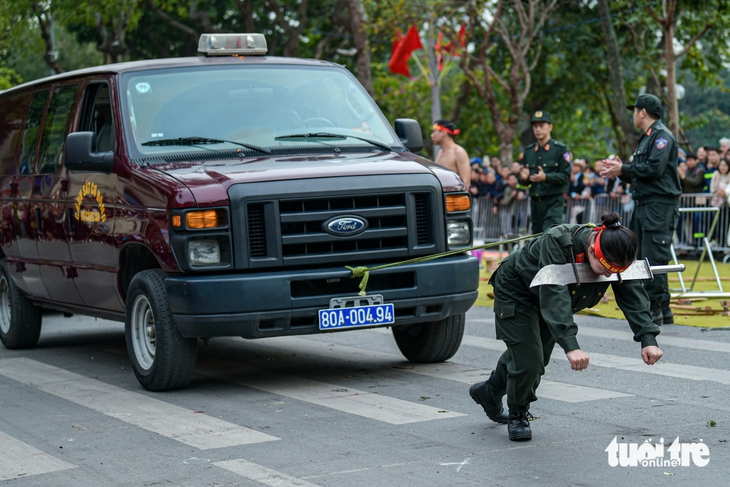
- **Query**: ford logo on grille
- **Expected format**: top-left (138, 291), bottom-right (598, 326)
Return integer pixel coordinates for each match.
top-left (323, 216), bottom-right (368, 236)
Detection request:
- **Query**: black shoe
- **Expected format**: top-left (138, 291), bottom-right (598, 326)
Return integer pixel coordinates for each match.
top-left (469, 380), bottom-right (509, 424)
top-left (661, 301), bottom-right (674, 325)
top-left (650, 302), bottom-right (663, 326)
top-left (508, 408), bottom-right (533, 441)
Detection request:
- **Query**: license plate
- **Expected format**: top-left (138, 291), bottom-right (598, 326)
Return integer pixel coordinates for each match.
top-left (318, 295), bottom-right (395, 330)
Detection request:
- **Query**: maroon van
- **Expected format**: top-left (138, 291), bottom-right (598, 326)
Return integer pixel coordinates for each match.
top-left (0, 34), bottom-right (479, 391)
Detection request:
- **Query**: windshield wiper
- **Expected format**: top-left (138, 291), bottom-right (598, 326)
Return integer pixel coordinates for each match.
top-left (142, 136), bottom-right (271, 154)
top-left (275, 132), bottom-right (393, 151)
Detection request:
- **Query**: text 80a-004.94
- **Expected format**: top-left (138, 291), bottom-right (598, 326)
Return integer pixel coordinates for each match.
top-left (318, 304), bottom-right (395, 330)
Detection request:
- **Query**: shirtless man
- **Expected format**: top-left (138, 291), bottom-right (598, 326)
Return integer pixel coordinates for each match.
top-left (431, 119), bottom-right (471, 187)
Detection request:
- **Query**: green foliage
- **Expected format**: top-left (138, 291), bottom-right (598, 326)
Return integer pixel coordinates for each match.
top-left (1, 0), bottom-right (728, 159)
top-left (4, 25), bottom-right (103, 84)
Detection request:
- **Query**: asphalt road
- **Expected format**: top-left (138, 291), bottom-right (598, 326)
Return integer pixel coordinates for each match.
top-left (1, 306), bottom-right (729, 486)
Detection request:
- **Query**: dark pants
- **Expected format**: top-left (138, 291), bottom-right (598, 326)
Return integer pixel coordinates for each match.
top-left (491, 301), bottom-right (556, 411)
top-left (630, 201), bottom-right (679, 305)
top-left (530, 194), bottom-right (566, 234)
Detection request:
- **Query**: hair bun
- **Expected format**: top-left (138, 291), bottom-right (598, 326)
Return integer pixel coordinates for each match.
top-left (601, 212), bottom-right (622, 227)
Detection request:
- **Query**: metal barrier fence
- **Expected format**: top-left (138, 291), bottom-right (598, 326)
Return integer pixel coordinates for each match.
top-left (473, 193), bottom-right (730, 255)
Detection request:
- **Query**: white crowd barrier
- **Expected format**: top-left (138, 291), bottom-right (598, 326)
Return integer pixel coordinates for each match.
top-left (472, 193), bottom-right (730, 255)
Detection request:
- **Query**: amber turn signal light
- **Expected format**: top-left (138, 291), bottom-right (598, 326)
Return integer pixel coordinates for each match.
top-left (445, 194), bottom-right (471, 212)
top-left (186, 210), bottom-right (220, 229)
top-left (171, 215), bottom-right (182, 227)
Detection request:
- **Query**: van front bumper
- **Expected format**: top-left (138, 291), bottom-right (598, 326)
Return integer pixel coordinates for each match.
top-left (165, 255), bottom-right (479, 339)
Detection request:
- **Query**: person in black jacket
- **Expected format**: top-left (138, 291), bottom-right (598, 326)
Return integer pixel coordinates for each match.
top-left (601, 94), bottom-right (681, 326)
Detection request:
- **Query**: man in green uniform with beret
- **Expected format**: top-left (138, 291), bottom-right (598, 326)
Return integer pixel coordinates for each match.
top-left (601, 94), bottom-right (681, 326)
top-left (520, 111), bottom-right (572, 233)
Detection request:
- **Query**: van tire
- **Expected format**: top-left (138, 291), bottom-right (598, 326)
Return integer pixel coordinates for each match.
top-left (125, 269), bottom-right (197, 391)
top-left (392, 313), bottom-right (465, 363)
top-left (0, 259), bottom-right (42, 349)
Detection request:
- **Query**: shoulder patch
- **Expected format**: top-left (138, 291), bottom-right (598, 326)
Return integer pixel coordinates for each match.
top-left (655, 138), bottom-right (668, 151)
top-left (563, 151), bottom-right (572, 162)
top-left (575, 253), bottom-right (585, 263)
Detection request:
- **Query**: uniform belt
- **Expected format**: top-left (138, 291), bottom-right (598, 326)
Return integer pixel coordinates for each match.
top-left (532, 193), bottom-right (562, 203)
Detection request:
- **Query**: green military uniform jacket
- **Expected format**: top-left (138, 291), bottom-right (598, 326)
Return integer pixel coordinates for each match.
top-left (490, 224), bottom-right (660, 352)
top-left (520, 138), bottom-right (572, 197)
top-left (621, 120), bottom-right (681, 204)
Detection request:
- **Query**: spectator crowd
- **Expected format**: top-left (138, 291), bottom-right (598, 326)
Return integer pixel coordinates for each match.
top-left (469, 138), bottom-right (730, 252)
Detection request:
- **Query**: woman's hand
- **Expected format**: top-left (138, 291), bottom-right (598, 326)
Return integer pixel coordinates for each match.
top-left (566, 349), bottom-right (590, 370)
top-left (642, 345), bottom-right (663, 365)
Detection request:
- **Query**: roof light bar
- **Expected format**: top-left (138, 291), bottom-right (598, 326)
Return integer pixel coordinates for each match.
top-left (198, 33), bottom-right (267, 56)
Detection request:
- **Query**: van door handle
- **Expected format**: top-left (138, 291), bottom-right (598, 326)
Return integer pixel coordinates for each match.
top-left (35, 207), bottom-right (43, 235)
top-left (68, 208), bottom-right (75, 235)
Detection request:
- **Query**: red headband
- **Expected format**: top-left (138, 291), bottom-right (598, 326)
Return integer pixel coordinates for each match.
top-left (593, 226), bottom-right (631, 274)
top-left (433, 123), bottom-right (460, 135)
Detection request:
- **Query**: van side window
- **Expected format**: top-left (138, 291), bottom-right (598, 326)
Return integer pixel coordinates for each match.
top-left (80, 83), bottom-right (115, 153)
top-left (0, 93), bottom-right (29, 176)
top-left (38, 85), bottom-right (78, 174)
top-left (18, 90), bottom-right (49, 175)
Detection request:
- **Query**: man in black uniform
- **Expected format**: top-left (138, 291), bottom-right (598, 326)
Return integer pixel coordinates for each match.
top-left (601, 94), bottom-right (681, 325)
top-left (520, 111), bottom-right (572, 233)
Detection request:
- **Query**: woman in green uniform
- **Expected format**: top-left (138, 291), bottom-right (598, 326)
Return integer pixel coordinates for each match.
top-left (469, 212), bottom-right (663, 441)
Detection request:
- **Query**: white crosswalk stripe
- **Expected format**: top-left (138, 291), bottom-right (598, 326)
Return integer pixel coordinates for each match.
top-left (0, 430), bottom-right (76, 482)
top-left (0, 357), bottom-right (279, 449)
top-left (197, 360), bottom-right (465, 424)
top-left (215, 459), bottom-right (322, 487)
top-left (578, 325), bottom-right (730, 354)
top-left (250, 335), bottom-right (632, 402)
top-left (459, 334), bottom-right (730, 384)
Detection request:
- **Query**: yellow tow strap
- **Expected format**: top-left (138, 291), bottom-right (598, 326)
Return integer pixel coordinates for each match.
top-left (346, 233), bottom-right (541, 295)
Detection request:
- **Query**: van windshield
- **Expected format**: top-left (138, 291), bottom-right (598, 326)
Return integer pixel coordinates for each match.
top-left (120, 65), bottom-right (399, 157)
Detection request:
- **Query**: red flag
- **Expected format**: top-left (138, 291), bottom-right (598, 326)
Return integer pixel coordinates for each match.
top-left (435, 31), bottom-right (445, 72)
top-left (388, 24), bottom-right (423, 77)
top-left (439, 23), bottom-right (467, 57)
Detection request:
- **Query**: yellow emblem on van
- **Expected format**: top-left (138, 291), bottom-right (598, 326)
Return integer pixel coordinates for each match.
top-left (74, 181), bottom-right (107, 223)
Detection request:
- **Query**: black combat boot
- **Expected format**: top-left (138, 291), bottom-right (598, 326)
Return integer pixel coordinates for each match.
top-left (650, 301), bottom-right (663, 326)
top-left (469, 375), bottom-right (509, 424)
top-left (661, 300), bottom-right (674, 325)
top-left (508, 407), bottom-right (532, 441)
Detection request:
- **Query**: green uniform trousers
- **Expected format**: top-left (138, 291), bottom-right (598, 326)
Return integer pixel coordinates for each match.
top-left (630, 201), bottom-right (679, 305)
top-left (490, 301), bottom-right (556, 411)
top-left (530, 194), bottom-right (566, 234)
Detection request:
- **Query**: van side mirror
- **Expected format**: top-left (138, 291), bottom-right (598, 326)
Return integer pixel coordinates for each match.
top-left (394, 119), bottom-right (424, 153)
top-left (65, 132), bottom-right (114, 173)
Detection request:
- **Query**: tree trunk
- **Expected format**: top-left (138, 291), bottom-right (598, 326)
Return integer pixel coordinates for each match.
top-left (597, 0), bottom-right (638, 155)
top-left (346, 0), bottom-right (373, 96)
top-left (664, 21), bottom-right (679, 138)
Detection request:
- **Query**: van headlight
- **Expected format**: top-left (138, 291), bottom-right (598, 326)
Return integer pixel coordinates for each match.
top-left (188, 239), bottom-right (220, 266)
top-left (447, 221), bottom-right (471, 246)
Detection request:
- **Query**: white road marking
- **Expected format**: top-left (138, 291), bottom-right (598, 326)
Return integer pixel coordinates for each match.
top-left (460, 335), bottom-right (730, 385)
top-left (197, 361), bottom-right (465, 424)
top-left (578, 325), bottom-right (730, 354)
top-left (0, 430), bottom-right (76, 481)
top-left (215, 458), bottom-right (322, 487)
top-left (0, 357), bottom-right (279, 450)
top-left (252, 336), bottom-right (631, 402)
top-left (406, 362), bottom-right (631, 402)
top-left (472, 314), bottom-right (730, 354)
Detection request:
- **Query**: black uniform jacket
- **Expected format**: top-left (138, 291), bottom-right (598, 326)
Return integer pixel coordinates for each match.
top-left (489, 224), bottom-right (660, 352)
top-left (621, 120), bottom-right (681, 205)
top-left (521, 138), bottom-right (571, 197)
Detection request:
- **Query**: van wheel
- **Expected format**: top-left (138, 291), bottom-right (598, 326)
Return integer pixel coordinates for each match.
top-left (0, 259), bottom-right (42, 349)
top-left (125, 270), bottom-right (197, 391)
top-left (392, 313), bottom-right (465, 363)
